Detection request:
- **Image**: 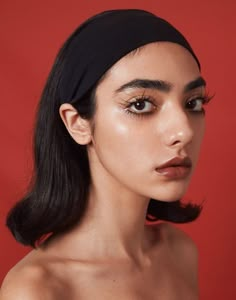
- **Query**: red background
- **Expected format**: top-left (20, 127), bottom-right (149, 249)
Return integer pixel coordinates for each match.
top-left (0, 0), bottom-right (235, 298)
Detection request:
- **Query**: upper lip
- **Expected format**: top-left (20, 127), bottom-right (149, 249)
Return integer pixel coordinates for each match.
top-left (156, 157), bottom-right (192, 170)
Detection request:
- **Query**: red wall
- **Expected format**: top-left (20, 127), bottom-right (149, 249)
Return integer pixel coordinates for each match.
top-left (0, 0), bottom-right (235, 298)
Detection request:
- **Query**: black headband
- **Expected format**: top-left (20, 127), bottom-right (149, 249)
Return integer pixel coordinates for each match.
top-left (59, 9), bottom-right (200, 103)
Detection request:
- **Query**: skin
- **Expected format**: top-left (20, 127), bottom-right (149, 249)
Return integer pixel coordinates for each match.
top-left (0, 42), bottom-right (206, 299)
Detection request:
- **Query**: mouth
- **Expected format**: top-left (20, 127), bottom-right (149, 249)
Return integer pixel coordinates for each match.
top-left (155, 157), bottom-right (192, 179)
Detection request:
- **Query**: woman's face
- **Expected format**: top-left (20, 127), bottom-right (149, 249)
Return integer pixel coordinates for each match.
top-left (88, 42), bottom-right (206, 201)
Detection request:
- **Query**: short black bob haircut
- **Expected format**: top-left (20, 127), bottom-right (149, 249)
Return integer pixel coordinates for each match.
top-left (6, 10), bottom-right (202, 247)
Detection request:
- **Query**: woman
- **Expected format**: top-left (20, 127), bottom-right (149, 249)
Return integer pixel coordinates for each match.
top-left (0, 9), bottom-right (212, 299)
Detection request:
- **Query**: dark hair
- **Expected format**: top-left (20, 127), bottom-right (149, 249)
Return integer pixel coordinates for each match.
top-left (6, 12), bottom-right (202, 248)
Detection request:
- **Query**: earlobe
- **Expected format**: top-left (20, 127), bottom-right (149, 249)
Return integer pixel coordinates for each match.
top-left (59, 103), bottom-right (92, 145)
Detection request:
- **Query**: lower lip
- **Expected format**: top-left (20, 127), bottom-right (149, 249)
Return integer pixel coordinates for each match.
top-left (155, 166), bottom-right (191, 179)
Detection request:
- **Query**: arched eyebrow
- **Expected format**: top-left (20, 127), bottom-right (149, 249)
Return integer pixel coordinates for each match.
top-left (114, 76), bottom-right (206, 94)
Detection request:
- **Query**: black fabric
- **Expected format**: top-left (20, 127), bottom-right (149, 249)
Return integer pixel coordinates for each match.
top-left (59, 9), bottom-right (200, 103)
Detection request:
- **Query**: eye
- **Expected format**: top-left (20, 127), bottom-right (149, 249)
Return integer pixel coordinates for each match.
top-left (185, 97), bottom-right (206, 112)
top-left (127, 97), bottom-right (156, 114)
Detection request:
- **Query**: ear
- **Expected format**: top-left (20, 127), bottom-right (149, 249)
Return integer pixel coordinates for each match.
top-left (59, 103), bottom-right (92, 145)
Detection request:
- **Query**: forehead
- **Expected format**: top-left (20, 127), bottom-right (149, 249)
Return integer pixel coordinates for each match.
top-left (99, 42), bottom-right (201, 91)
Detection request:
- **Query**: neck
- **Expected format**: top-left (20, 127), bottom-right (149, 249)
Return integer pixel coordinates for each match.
top-left (47, 173), bottom-right (155, 264)
top-left (76, 182), bottom-right (152, 261)
top-left (46, 152), bottom-right (157, 264)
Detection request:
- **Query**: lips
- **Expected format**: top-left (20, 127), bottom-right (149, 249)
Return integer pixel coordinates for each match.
top-left (155, 157), bottom-right (192, 179)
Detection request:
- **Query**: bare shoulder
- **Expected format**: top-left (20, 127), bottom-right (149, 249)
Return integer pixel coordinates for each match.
top-left (157, 222), bottom-right (198, 287)
top-left (0, 251), bottom-right (66, 300)
top-left (0, 265), bottom-right (49, 300)
top-left (156, 222), bottom-right (198, 278)
top-left (158, 222), bottom-right (198, 258)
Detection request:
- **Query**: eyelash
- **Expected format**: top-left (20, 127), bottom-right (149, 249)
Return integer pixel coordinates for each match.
top-left (185, 93), bottom-right (213, 113)
top-left (124, 96), bottom-right (157, 117)
top-left (124, 93), bottom-right (214, 117)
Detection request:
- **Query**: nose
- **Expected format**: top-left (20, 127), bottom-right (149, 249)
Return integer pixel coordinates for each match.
top-left (160, 105), bottom-right (194, 148)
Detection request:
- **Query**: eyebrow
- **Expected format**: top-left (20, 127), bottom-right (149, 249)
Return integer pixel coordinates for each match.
top-left (114, 76), bottom-right (206, 94)
top-left (184, 77), bottom-right (206, 92)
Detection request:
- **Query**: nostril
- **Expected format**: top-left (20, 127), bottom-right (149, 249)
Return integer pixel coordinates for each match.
top-left (172, 140), bottom-right (181, 146)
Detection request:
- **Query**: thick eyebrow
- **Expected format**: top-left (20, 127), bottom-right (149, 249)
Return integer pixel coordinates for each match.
top-left (184, 76), bottom-right (206, 92)
top-left (114, 76), bottom-right (206, 94)
top-left (114, 79), bottom-right (172, 93)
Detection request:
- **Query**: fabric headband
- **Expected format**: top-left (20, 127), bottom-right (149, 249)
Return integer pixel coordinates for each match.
top-left (59, 9), bottom-right (200, 103)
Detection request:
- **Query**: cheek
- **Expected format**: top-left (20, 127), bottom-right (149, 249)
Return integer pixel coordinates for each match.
top-left (94, 114), bottom-right (142, 159)
top-left (195, 117), bottom-right (205, 143)
top-left (92, 109), bottom-right (158, 174)
top-left (191, 117), bottom-right (206, 157)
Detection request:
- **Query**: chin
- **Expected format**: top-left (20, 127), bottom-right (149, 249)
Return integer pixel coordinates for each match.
top-left (152, 194), bottom-right (185, 202)
top-left (148, 183), bottom-right (189, 202)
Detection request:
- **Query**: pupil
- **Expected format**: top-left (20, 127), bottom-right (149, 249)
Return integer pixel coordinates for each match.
top-left (134, 101), bottom-right (145, 110)
top-left (187, 100), bottom-right (196, 109)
